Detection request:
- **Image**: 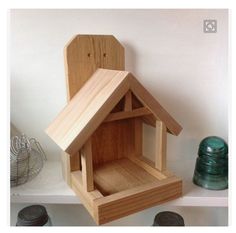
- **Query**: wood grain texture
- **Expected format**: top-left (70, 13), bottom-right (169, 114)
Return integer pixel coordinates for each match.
top-left (93, 158), bottom-right (157, 196)
top-left (94, 176), bottom-right (182, 225)
top-left (61, 152), bottom-right (72, 187)
top-left (124, 90), bottom-right (132, 111)
top-left (46, 69), bottom-right (131, 155)
top-left (134, 118), bottom-right (143, 156)
top-left (62, 35), bottom-right (125, 184)
top-left (70, 151), bottom-right (81, 171)
top-left (104, 107), bottom-right (151, 122)
top-left (127, 155), bottom-right (166, 180)
top-left (129, 74), bottom-right (182, 136)
top-left (142, 114), bottom-right (156, 127)
top-left (46, 69), bottom-right (182, 155)
top-left (52, 35), bottom-right (184, 225)
top-left (137, 155), bottom-right (174, 178)
top-left (71, 171), bottom-right (103, 218)
top-left (64, 35), bottom-right (125, 100)
top-left (81, 139), bottom-right (94, 191)
top-left (155, 121), bottom-right (167, 171)
top-left (91, 119), bottom-right (135, 166)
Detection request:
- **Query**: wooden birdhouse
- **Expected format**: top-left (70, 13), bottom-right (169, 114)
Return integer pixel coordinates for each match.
top-left (46, 35), bottom-right (183, 225)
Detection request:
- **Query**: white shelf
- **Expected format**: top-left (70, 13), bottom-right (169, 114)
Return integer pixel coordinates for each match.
top-left (11, 160), bottom-right (228, 207)
top-left (11, 161), bottom-right (79, 204)
top-left (168, 160), bottom-right (228, 207)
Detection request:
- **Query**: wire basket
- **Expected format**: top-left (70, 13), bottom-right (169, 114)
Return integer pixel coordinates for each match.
top-left (10, 134), bottom-right (47, 187)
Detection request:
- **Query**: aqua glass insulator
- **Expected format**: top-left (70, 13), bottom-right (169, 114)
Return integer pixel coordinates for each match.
top-left (193, 136), bottom-right (228, 190)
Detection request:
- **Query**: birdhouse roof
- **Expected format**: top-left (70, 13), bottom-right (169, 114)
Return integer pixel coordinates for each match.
top-left (46, 69), bottom-right (182, 155)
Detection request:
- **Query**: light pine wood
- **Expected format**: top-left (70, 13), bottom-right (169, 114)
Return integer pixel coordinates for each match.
top-left (71, 169), bottom-right (181, 225)
top-left (62, 35), bottom-right (125, 187)
top-left (155, 121), bottom-right (167, 171)
top-left (46, 35), bottom-right (184, 225)
top-left (93, 158), bottom-right (157, 195)
top-left (46, 68), bottom-right (183, 224)
top-left (134, 118), bottom-right (143, 156)
top-left (94, 176), bottom-right (182, 225)
top-left (46, 69), bottom-right (182, 155)
top-left (131, 92), bottom-right (157, 128)
top-left (46, 69), bottom-right (131, 155)
top-left (129, 74), bottom-right (182, 136)
top-left (104, 107), bottom-right (151, 122)
top-left (92, 119), bottom-right (135, 166)
top-left (124, 90), bottom-right (132, 111)
top-left (61, 152), bottom-right (72, 187)
top-left (71, 171), bottom-right (103, 217)
top-left (70, 151), bottom-right (81, 171)
top-left (64, 35), bottom-right (125, 100)
top-left (142, 114), bottom-right (156, 127)
top-left (127, 155), bottom-right (166, 180)
top-left (137, 155), bottom-right (174, 178)
top-left (81, 139), bottom-right (94, 192)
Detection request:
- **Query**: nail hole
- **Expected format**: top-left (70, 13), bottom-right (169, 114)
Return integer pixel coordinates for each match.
top-left (103, 53), bottom-right (106, 57)
top-left (87, 53), bottom-right (91, 57)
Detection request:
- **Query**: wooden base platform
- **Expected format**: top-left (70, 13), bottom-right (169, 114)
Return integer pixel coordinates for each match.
top-left (94, 158), bottom-right (158, 195)
top-left (70, 157), bottom-right (182, 225)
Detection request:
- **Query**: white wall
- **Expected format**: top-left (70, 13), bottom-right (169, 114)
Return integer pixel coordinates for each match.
top-left (10, 9), bottom-right (228, 163)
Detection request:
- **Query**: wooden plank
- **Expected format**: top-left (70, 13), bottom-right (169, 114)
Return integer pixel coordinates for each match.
top-left (92, 119), bottom-right (135, 166)
top-left (142, 114), bottom-right (156, 127)
top-left (134, 118), bottom-right (143, 156)
top-left (104, 107), bottom-right (151, 122)
top-left (63, 35), bottom-right (125, 184)
top-left (127, 155), bottom-right (167, 180)
top-left (93, 158), bottom-right (157, 196)
top-left (71, 171), bottom-right (103, 218)
top-left (129, 74), bottom-right (182, 136)
top-left (124, 90), bottom-right (132, 111)
top-left (139, 155), bottom-right (174, 178)
top-left (61, 152), bottom-right (72, 187)
top-left (46, 69), bottom-right (131, 155)
top-left (155, 121), bottom-right (167, 171)
top-left (70, 151), bottom-right (81, 171)
top-left (81, 139), bottom-right (94, 192)
top-left (64, 35), bottom-right (125, 100)
top-left (94, 176), bottom-right (182, 225)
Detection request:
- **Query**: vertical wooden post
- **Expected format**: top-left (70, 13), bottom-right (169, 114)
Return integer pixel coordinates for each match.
top-left (70, 151), bottom-right (81, 171)
top-left (155, 121), bottom-right (167, 171)
top-left (124, 91), bottom-right (132, 111)
top-left (81, 138), bottom-right (94, 192)
top-left (61, 152), bottom-right (72, 187)
top-left (61, 151), bottom-right (81, 187)
top-left (134, 118), bottom-right (143, 157)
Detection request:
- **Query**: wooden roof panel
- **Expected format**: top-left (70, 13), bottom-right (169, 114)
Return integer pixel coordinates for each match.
top-left (46, 69), bottom-right (130, 155)
top-left (46, 69), bottom-right (182, 155)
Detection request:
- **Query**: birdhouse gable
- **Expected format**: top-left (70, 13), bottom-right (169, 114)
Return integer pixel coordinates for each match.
top-left (46, 68), bottom-right (182, 156)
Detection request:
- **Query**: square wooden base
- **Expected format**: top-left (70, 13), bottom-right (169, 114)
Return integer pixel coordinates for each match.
top-left (70, 157), bottom-right (182, 225)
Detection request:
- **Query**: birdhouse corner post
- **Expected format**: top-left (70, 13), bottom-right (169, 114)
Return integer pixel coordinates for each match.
top-left (155, 121), bottom-right (167, 171)
top-left (81, 138), bottom-right (94, 192)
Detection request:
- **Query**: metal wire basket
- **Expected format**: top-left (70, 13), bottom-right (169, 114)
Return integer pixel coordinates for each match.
top-left (10, 134), bottom-right (47, 187)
